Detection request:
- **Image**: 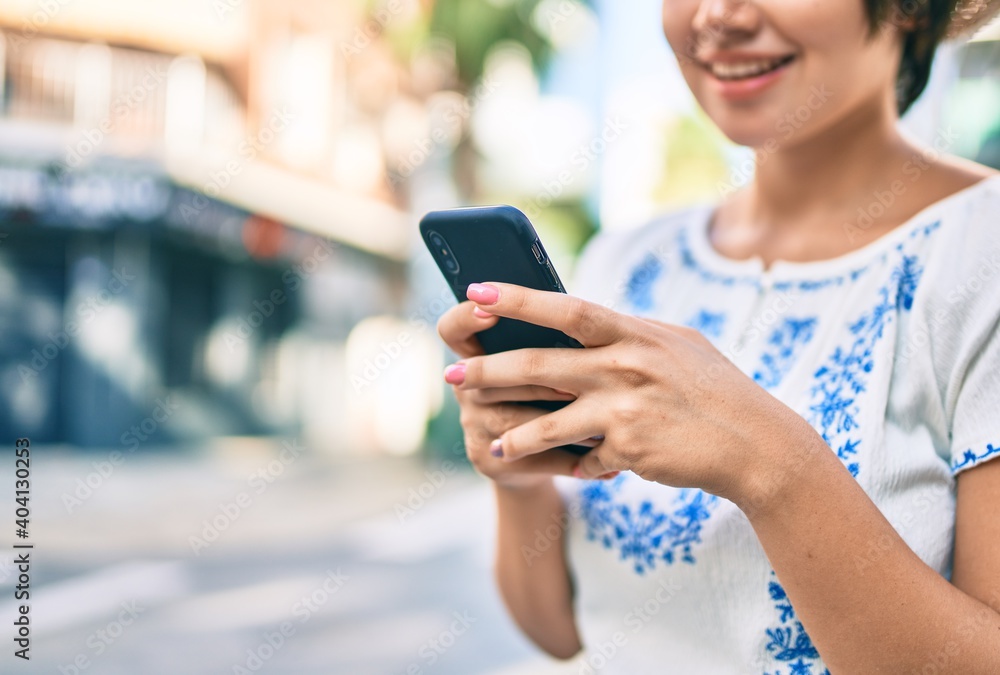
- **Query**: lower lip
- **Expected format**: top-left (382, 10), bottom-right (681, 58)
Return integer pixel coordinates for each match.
top-left (709, 60), bottom-right (794, 102)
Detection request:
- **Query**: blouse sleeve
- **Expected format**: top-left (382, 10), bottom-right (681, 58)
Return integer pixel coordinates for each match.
top-left (929, 180), bottom-right (1000, 475)
top-left (948, 315), bottom-right (1000, 475)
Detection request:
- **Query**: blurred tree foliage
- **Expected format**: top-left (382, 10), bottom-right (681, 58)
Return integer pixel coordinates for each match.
top-left (430, 0), bottom-right (593, 85)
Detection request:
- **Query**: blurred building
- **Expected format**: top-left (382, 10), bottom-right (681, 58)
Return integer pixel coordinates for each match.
top-left (0, 0), bottom-right (440, 452)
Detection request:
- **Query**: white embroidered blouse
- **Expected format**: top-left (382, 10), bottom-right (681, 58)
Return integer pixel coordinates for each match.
top-left (555, 175), bottom-right (1000, 674)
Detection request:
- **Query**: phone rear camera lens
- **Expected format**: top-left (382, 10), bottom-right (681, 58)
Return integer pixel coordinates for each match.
top-left (427, 230), bottom-right (459, 275)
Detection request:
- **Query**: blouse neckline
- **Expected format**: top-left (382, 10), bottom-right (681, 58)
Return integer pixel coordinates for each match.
top-left (684, 174), bottom-right (1000, 283)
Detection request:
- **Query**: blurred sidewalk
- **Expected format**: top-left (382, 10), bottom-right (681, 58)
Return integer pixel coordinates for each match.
top-left (1, 441), bottom-right (584, 674)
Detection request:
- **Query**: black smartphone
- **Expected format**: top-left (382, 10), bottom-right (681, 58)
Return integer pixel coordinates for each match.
top-left (420, 205), bottom-right (589, 455)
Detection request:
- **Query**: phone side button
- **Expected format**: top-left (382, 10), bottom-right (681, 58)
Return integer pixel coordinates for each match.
top-left (531, 240), bottom-right (546, 263)
top-left (543, 261), bottom-right (565, 292)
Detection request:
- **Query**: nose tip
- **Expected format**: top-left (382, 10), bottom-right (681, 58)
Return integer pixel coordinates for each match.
top-left (690, 0), bottom-right (762, 52)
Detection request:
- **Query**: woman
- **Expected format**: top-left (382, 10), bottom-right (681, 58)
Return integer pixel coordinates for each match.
top-left (438, 1), bottom-right (1000, 672)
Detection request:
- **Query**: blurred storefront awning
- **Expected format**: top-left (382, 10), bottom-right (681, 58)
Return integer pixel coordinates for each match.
top-left (165, 155), bottom-right (413, 261)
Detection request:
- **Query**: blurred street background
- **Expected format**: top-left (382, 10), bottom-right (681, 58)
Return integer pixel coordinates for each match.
top-left (0, 0), bottom-right (998, 672)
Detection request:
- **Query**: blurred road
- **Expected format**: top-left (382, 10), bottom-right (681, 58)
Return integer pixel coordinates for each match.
top-left (0, 441), bottom-right (584, 675)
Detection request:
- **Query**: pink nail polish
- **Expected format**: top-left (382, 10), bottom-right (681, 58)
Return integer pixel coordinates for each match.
top-left (572, 464), bottom-right (584, 479)
top-left (444, 364), bottom-right (466, 385)
top-left (473, 307), bottom-right (493, 319)
top-left (489, 439), bottom-right (503, 458)
top-left (467, 283), bottom-right (500, 306)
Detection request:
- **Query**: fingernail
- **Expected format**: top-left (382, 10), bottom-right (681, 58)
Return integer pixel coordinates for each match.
top-left (554, 389), bottom-right (574, 397)
top-left (444, 364), bottom-right (466, 385)
top-left (598, 471), bottom-right (620, 481)
top-left (467, 283), bottom-right (500, 306)
top-left (590, 435), bottom-right (605, 441)
top-left (473, 307), bottom-right (493, 319)
top-left (572, 464), bottom-right (584, 479)
top-left (489, 439), bottom-right (503, 458)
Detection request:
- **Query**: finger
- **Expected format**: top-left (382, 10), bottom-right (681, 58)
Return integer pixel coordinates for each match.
top-left (437, 301), bottom-right (500, 357)
top-left (456, 400), bottom-right (549, 443)
top-left (467, 282), bottom-right (627, 348)
top-left (573, 447), bottom-right (618, 479)
top-left (458, 347), bottom-right (595, 391)
top-left (496, 404), bottom-right (604, 462)
top-left (470, 386), bottom-right (576, 405)
top-left (476, 446), bottom-right (583, 479)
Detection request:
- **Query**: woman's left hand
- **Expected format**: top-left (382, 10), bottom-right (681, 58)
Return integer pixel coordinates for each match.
top-left (449, 282), bottom-right (820, 505)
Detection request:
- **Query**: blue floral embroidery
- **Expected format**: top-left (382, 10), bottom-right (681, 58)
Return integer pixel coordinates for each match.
top-left (762, 573), bottom-right (829, 675)
top-left (762, 256), bottom-right (924, 675)
top-left (952, 443), bottom-right (1000, 473)
top-left (677, 227), bottom-right (760, 288)
top-left (891, 254), bottom-right (922, 310)
top-left (624, 253), bottom-right (663, 312)
top-left (579, 476), bottom-right (719, 574)
top-left (774, 277), bottom-right (845, 293)
top-left (753, 318), bottom-right (818, 389)
top-left (686, 309), bottom-right (727, 339)
top-left (806, 255), bottom-right (923, 478)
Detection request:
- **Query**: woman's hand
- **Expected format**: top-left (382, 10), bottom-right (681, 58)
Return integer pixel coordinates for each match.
top-left (448, 282), bottom-right (820, 506)
top-left (436, 297), bottom-right (597, 489)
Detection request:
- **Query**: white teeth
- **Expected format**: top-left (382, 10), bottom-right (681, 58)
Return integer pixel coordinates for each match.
top-left (709, 57), bottom-right (790, 81)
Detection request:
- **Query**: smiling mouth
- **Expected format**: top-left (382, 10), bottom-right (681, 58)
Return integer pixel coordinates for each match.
top-left (704, 55), bottom-right (796, 81)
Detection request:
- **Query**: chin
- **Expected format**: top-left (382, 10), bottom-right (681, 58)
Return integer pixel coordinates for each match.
top-left (699, 102), bottom-right (786, 150)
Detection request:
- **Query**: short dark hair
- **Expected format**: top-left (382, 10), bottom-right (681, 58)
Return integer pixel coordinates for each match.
top-left (863, 0), bottom-right (958, 114)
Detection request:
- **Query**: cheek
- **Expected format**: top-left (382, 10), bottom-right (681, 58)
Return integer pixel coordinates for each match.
top-left (661, 0), bottom-right (701, 62)
top-left (766, 1), bottom-right (890, 91)
top-left (661, 1), bottom-right (708, 98)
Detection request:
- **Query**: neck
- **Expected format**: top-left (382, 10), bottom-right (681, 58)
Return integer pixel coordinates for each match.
top-left (747, 93), bottom-right (907, 226)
